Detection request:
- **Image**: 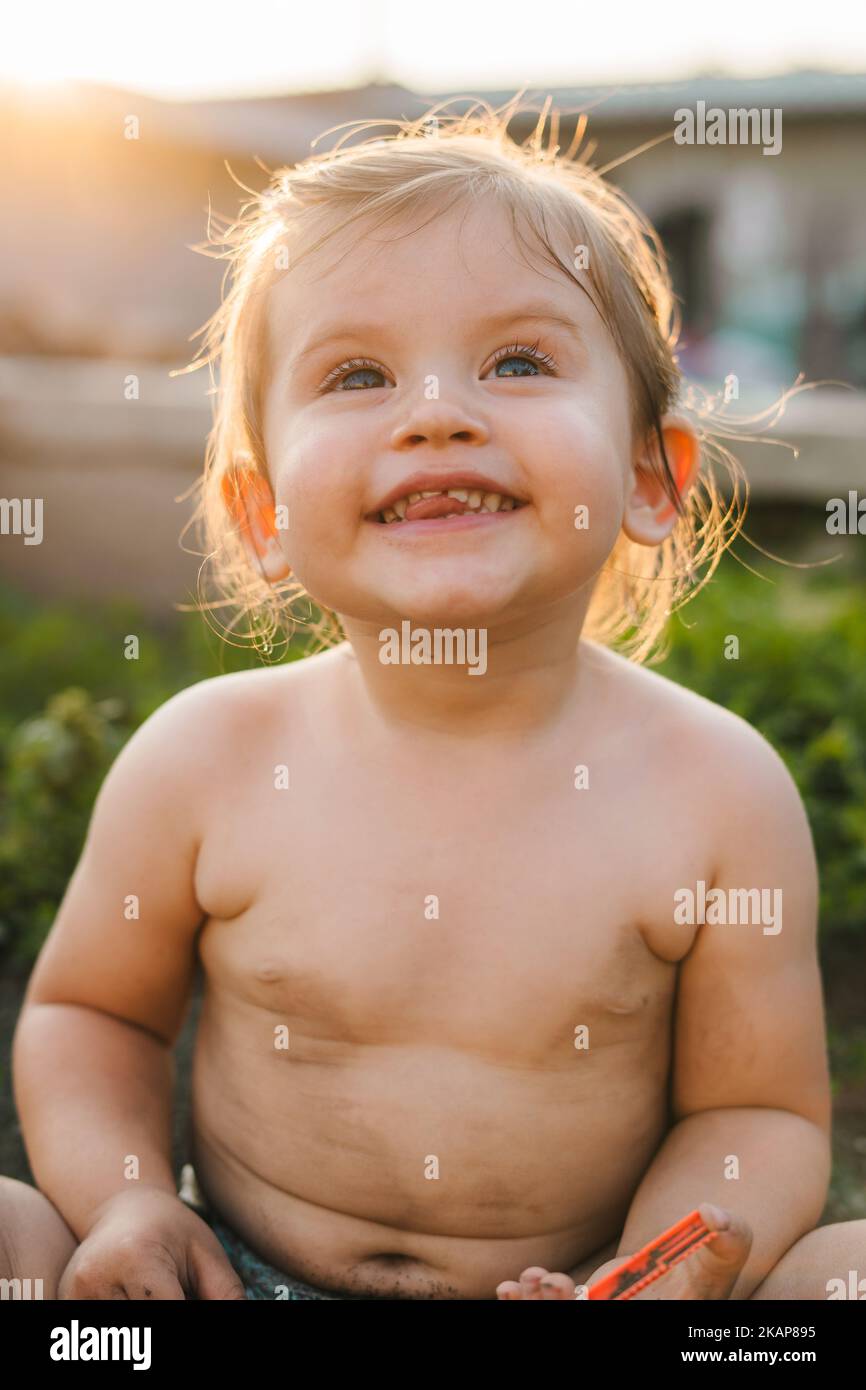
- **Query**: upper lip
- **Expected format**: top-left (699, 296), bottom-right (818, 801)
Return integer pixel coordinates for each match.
top-left (368, 470), bottom-right (525, 518)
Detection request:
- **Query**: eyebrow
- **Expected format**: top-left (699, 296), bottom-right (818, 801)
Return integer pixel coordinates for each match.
top-left (286, 301), bottom-right (585, 368)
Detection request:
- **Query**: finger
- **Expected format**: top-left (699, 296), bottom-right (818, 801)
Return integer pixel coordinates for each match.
top-left (518, 1265), bottom-right (549, 1300)
top-left (699, 1204), bottom-right (752, 1256)
top-left (112, 1240), bottom-right (188, 1301)
top-left (60, 1273), bottom-right (130, 1300)
top-left (122, 1269), bottom-right (186, 1300)
top-left (495, 1280), bottom-right (523, 1299)
top-left (188, 1240), bottom-right (248, 1300)
top-left (586, 1257), bottom-right (627, 1288)
top-left (94, 1259), bottom-right (185, 1301)
top-left (539, 1273), bottom-right (575, 1300)
top-left (698, 1205), bottom-right (753, 1270)
top-left (684, 1205), bottom-right (753, 1298)
top-left (58, 1256), bottom-right (128, 1301)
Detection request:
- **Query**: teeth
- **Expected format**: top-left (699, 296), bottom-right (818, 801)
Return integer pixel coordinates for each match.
top-left (378, 486), bottom-right (521, 522)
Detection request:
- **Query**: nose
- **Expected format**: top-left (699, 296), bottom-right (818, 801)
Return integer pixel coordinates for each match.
top-left (389, 391), bottom-right (490, 451)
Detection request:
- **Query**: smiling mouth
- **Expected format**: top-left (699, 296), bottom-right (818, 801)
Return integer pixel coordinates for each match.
top-left (374, 487), bottom-right (527, 524)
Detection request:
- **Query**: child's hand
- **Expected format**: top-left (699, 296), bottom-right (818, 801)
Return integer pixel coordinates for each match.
top-left (495, 1260), bottom-right (631, 1300)
top-left (496, 1266), bottom-right (582, 1299)
top-left (58, 1186), bottom-right (247, 1300)
top-left (496, 1205), bottom-right (752, 1301)
top-left (619, 1205), bottom-right (752, 1301)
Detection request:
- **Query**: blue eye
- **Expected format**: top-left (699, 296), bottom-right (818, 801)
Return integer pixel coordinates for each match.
top-left (487, 342), bottom-right (558, 378)
top-left (492, 355), bottom-right (540, 378)
top-left (336, 366), bottom-right (386, 391)
top-left (318, 358), bottom-right (389, 392)
top-left (317, 340), bottom-right (558, 393)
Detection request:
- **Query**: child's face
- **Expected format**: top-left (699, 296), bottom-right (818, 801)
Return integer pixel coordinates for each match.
top-left (260, 196), bottom-right (647, 630)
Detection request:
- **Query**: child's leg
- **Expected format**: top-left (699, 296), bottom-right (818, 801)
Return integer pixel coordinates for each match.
top-left (749, 1220), bottom-right (866, 1300)
top-left (0, 1176), bottom-right (78, 1298)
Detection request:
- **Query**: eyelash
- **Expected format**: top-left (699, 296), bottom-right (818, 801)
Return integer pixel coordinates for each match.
top-left (315, 340), bottom-right (559, 393)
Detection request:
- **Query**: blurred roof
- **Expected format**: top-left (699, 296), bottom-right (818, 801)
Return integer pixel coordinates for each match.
top-left (11, 69), bottom-right (863, 165)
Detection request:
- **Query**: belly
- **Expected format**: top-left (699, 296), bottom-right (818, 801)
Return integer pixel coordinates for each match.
top-left (189, 999), bottom-right (672, 1298)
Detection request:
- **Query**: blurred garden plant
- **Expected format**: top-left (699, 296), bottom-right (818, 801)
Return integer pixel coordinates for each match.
top-left (0, 688), bottom-right (125, 964)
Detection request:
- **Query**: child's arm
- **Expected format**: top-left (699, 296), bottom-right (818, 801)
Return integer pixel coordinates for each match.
top-left (12, 680), bottom-right (226, 1242)
top-left (617, 716), bottom-right (832, 1300)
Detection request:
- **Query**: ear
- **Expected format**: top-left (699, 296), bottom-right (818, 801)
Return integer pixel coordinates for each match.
top-left (221, 463), bottom-right (291, 583)
top-left (622, 415), bottom-right (700, 546)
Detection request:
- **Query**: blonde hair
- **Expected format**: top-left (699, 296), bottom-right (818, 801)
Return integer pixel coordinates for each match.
top-left (177, 93), bottom-right (772, 664)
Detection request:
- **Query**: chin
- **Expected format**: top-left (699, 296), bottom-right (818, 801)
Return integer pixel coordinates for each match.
top-left (381, 583), bottom-right (519, 629)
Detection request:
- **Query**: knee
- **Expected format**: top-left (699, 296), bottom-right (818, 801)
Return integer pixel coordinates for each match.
top-left (0, 1176), bottom-right (78, 1298)
top-left (750, 1221), bottom-right (866, 1301)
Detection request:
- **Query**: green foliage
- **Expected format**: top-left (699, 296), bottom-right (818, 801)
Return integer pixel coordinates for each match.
top-left (0, 585), bottom-right (264, 744)
top-left (0, 688), bottom-right (126, 964)
top-left (659, 561), bottom-right (866, 941)
top-left (0, 585), bottom-right (282, 966)
top-left (827, 1024), bottom-right (866, 1087)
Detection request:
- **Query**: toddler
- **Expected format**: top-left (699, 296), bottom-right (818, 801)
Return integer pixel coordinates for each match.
top-left (5, 98), bottom-right (864, 1300)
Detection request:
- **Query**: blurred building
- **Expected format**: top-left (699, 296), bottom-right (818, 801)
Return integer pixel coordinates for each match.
top-left (1, 72), bottom-right (864, 614)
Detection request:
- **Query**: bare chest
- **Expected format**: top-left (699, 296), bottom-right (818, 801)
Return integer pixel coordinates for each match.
top-left (194, 758), bottom-right (691, 1057)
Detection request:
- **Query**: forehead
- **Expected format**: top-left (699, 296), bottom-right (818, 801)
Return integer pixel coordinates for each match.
top-left (264, 194), bottom-right (602, 363)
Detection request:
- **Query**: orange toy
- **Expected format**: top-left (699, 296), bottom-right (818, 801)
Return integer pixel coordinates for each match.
top-left (586, 1209), bottom-right (718, 1300)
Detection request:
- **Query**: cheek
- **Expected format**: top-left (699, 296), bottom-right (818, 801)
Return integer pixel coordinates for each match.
top-left (524, 396), bottom-right (628, 546)
top-left (268, 417), bottom-right (368, 557)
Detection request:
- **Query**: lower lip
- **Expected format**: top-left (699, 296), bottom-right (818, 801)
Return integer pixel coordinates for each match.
top-left (369, 509), bottom-right (525, 536)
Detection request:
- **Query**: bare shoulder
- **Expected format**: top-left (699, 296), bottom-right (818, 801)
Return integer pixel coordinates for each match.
top-left (581, 640), bottom-right (811, 851)
top-left (147, 642), bottom-right (350, 747)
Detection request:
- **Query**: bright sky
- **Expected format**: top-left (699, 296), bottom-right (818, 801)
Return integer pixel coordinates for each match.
top-left (3, 0), bottom-right (865, 98)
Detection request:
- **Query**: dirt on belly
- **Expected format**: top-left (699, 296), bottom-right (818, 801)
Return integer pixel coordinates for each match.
top-left (2, 954), bottom-right (864, 1228)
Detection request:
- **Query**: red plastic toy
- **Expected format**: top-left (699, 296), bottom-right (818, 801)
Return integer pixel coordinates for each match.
top-left (586, 1209), bottom-right (718, 1300)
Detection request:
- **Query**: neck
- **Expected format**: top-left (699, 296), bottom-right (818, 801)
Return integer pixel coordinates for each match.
top-left (338, 593), bottom-right (594, 742)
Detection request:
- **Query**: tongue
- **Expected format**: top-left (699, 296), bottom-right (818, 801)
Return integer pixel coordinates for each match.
top-left (404, 495), bottom-right (466, 521)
